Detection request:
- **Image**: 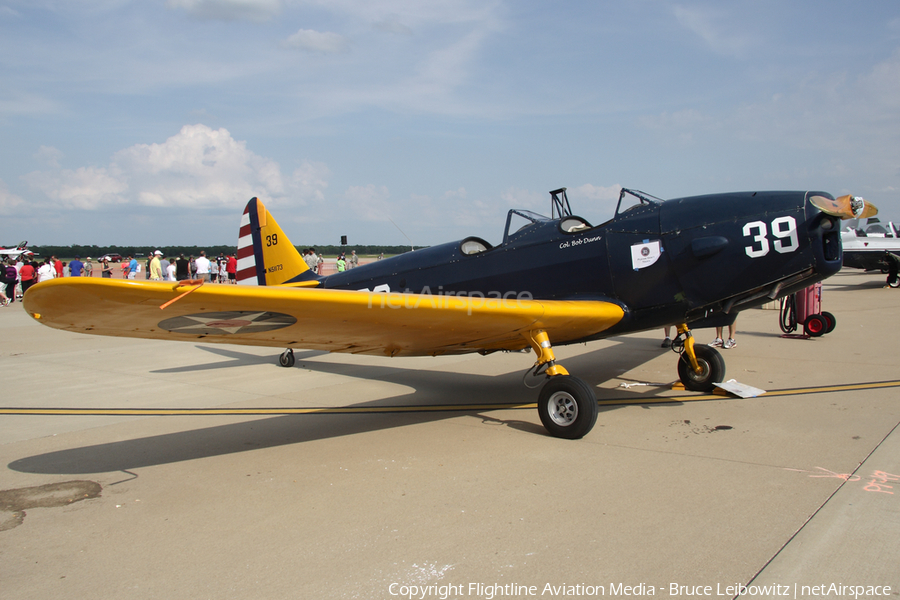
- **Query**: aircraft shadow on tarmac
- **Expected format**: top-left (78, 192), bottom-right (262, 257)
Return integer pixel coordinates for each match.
top-left (823, 278), bottom-right (890, 291)
top-left (154, 335), bottom-right (675, 397)
top-left (9, 336), bottom-right (684, 476)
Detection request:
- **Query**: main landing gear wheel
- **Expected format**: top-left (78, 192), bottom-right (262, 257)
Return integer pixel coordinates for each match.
top-left (537, 376), bottom-right (598, 440)
top-left (677, 345), bottom-right (725, 392)
top-left (279, 349), bottom-right (295, 368)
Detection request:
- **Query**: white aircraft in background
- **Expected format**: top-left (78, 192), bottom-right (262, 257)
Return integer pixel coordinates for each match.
top-left (0, 241), bottom-right (33, 260)
top-left (841, 219), bottom-right (900, 287)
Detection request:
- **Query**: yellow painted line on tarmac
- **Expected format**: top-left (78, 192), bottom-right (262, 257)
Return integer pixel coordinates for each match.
top-left (596, 379), bottom-right (900, 406)
top-left (758, 380), bottom-right (900, 397)
top-left (1, 380), bottom-right (898, 417)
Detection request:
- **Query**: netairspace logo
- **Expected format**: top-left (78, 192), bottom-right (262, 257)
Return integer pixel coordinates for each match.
top-left (368, 287), bottom-right (534, 316)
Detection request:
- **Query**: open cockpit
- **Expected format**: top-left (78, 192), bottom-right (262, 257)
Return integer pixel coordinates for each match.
top-left (458, 186), bottom-right (666, 256)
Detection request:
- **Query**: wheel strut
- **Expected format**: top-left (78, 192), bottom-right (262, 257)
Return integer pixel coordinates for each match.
top-left (522, 329), bottom-right (569, 377)
top-left (676, 323), bottom-right (702, 375)
top-left (674, 322), bottom-right (726, 392)
top-left (279, 348), bottom-right (295, 368)
top-left (522, 329), bottom-right (598, 439)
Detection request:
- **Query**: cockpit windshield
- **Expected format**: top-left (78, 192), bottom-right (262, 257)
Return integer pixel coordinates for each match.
top-left (615, 188), bottom-right (663, 217)
top-left (502, 209), bottom-right (550, 244)
top-left (497, 187), bottom-right (663, 246)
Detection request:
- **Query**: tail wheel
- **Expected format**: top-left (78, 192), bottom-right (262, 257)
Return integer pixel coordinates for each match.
top-left (804, 314), bottom-right (827, 337)
top-left (279, 349), bottom-right (295, 368)
top-left (537, 376), bottom-right (598, 440)
top-left (821, 311), bottom-right (836, 334)
top-left (677, 345), bottom-right (725, 392)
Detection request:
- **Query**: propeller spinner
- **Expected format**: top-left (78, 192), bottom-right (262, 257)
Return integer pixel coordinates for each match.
top-left (810, 194), bottom-right (878, 220)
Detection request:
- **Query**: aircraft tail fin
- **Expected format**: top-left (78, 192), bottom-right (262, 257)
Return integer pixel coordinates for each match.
top-left (236, 197), bottom-right (314, 286)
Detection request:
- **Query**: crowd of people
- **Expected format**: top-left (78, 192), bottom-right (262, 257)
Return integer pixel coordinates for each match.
top-left (302, 248), bottom-right (325, 274)
top-left (301, 248), bottom-right (361, 274)
top-left (0, 254), bottom-right (75, 304)
top-left (112, 251), bottom-right (239, 283)
top-left (0, 251), bottom-right (241, 305)
top-left (1, 248), bottom-right (382, 304)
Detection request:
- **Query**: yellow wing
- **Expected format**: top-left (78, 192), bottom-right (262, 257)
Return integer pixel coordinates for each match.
top-left (24, 278), bottom-right (625, 357)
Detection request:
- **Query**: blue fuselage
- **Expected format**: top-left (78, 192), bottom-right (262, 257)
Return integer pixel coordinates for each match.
top-left (320, 191), bottom-right (842, 337)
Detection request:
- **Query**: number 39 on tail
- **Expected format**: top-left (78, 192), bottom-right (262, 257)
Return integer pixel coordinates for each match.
top-left (25, 187), bottom-right (873, 439)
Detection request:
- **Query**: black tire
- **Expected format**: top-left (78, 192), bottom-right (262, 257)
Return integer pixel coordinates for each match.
top-left (821, 311), bottom-right (836, 334)
top-left (537, 376), bottom-right (598, 440)
top-left (888, 274), bottom-right (900, 288)
top-left (279, 349), bottom-right (295, 368)
top-left (677, 345), bottom-right (725, 392)
top-left (804, 314), bottom-right (827, 337)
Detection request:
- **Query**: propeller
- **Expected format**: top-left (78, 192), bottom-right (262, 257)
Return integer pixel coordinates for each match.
top-left (810, 194), bottom-right (878, 220)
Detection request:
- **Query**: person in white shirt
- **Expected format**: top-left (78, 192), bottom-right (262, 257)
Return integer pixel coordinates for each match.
top-left (37, 260), bottom-right (55, 282)
top-left (194, 251), bottom-right (211, 282)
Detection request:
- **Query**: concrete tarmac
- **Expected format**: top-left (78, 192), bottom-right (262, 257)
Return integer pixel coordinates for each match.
top-left (1, 270), bottom-right (898, 599)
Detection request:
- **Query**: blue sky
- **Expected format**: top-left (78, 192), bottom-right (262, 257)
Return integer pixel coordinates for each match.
top-left (1, 0), bottom-right (899, 248)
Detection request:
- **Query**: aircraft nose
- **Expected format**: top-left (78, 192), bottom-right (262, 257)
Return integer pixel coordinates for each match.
top-left (806, 200), bottom-right (843, 268)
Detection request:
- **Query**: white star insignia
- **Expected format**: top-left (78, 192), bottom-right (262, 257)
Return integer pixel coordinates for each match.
top-left (159, 311), bottom-right (296, 335)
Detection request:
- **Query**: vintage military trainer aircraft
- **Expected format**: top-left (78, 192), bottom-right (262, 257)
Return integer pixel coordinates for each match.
top-left (23, 188), bottom-right (872, 439)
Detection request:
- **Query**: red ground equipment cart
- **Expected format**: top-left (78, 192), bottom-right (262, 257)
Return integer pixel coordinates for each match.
top-left (779, 282), bottom-right (836, 337)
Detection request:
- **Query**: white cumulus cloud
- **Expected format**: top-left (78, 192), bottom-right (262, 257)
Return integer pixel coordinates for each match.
top-left (0, 178), bottom-right (26, 215)
top-left (33, 146), bottom-right (63, 169)
top-left (113, 124), bottom-right (284, 208)
top-left (282, 29), bottom-right (349, 54)
top-left (24, 124), bottom-right (329, 212)
top-left (23, 165), bottom-right (129, 210)
top-left (289, 161), bottom-right (331, 204)
top-left (344, 183), bottom-right (391, 220)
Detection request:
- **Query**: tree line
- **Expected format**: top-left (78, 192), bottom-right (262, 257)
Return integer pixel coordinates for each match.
top-left (24, 243), bottom-right (425, 259)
